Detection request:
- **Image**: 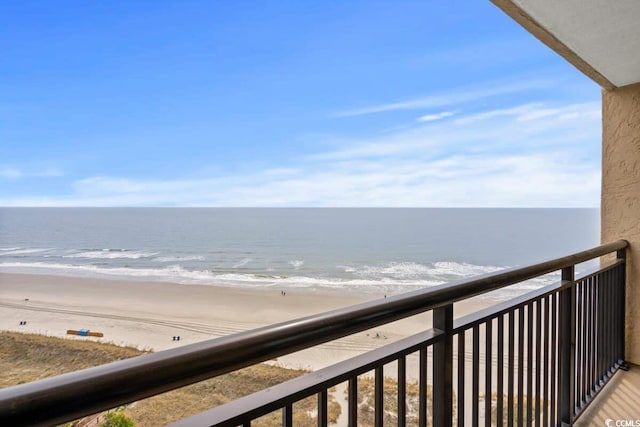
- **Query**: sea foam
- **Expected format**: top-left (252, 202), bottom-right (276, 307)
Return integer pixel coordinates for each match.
top-left (63, 250), bottom-right (159, 260)
top-left (0, 248), bottom-right (53, 256)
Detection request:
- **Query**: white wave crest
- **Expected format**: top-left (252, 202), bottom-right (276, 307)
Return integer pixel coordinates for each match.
top-left (289, 260), bottom-right (304, 270)
top-left (0, 248), bottom-right (53, 256)
top-left (0, 261), bottom-right (441, 291)
top-left (429, 261), bottom-right (503, 277)
top-left (0, 260), bottom-right (561, 301)
top-left (155, 255), bottom-right (205, 262)
top-left (344, 261), bottom-right (503, 280)
top-left (232, 258), bottom-right (252, 268)
top-left (63, 250), bottom-right (159, 260)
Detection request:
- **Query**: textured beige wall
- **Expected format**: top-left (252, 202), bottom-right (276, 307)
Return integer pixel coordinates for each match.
top-left (602, 82), bottom-right (640, 364)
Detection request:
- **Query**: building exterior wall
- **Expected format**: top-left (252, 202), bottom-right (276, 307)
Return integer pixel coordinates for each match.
top-left (602, 82), bottom-right (640, 364)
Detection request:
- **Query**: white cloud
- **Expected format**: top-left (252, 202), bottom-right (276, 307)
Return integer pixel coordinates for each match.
top-left (1, 99), bottom-right (601, 208)
top-left (0, 150), bottom-right (599, 208)
top-left (310, 101), bottom-right (600, 163)
top-left (0, 167), bottom-right (22, 179)
top-left (0, 166), bottom-right (63, 179)
top-left (333, 79), bottom-right (555, 117)
top-left (454, 102), bottom-right (600, 125)
top-left (39, 168), bottom-right (65, 177)
top-left (417, 111), bottom-right (456, 122)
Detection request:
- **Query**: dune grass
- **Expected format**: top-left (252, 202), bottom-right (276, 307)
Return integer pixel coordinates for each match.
top-left (0, 332), bottom-right (340, 426)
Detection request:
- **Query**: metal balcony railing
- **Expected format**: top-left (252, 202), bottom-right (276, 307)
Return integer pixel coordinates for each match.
top-left (0, 240), bottom-right (628, 426)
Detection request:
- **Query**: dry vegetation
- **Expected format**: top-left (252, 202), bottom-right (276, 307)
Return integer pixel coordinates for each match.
top-left (354, 376), bottom-right (430, 426)
top-left (0, 331), bottom-right (144, 388)
top-left (350, 375), bottom-right (459, 427)
top-left (0, 332), bottom-right (340, 426)
top-left (126, 365), bottom-right (340, 426)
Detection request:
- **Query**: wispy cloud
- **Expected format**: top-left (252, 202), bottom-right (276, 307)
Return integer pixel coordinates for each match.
top-left (333, 79), bottom-right (555, 117)
top-left (0, 166), bottom-right (64, 179)
top-left (417, 111), bottom-right (456, 122)
top-left (0, 151), bottom-right (599, 208)
top-left (1, 99), bottom-right (601, 208)
top-left (310, 101), bottom-right (600, 162)
top-left (453, 102), bottom-right (600, 125)
top-left (0, 167), bottom-right (22, 179)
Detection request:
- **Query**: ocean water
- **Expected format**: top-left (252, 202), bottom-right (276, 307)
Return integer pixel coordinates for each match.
top-left (0, 208), bottom-right (599, 298)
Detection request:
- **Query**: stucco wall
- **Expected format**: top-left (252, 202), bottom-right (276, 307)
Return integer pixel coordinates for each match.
top-left (602, 82), bottom-right (640, 364)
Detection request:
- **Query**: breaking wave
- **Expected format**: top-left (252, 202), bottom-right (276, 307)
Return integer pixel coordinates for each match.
top-left (0, 259), bottom-right (562, 299)
top-left (0, 248), bottom-right (53, 256)
top-left (63, 250), bottom-right (159, 260)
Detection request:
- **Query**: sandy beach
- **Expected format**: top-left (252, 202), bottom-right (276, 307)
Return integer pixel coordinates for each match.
top-left (0, 272), bottom-right (501, 374)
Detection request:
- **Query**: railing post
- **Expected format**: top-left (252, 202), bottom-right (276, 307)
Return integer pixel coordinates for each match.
top-left (433, 303), bottom-right (453, 427)
top-left (559, 266), bottom-right (575, 426)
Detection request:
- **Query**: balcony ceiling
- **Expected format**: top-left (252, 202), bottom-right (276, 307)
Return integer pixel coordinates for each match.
top-left (493, 0), bottom-right (640, 89)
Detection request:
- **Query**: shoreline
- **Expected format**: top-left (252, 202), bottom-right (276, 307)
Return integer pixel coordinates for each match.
top-left (0, 272), bottom-right (499, 376)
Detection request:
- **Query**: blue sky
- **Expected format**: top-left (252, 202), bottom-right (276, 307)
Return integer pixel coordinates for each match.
top-left (1, 1), bottom-right (602, 207)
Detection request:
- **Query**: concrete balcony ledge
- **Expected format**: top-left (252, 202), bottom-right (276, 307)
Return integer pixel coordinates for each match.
top-left (575, 364), bottom-right (640, 426)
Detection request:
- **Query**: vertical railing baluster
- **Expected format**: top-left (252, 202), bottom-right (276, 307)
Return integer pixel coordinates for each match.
top-left (616, 265), bottom-right (622, 364)
top-left (375, 366), bottom-right (383, 427)
top-left (608, 268), bottom-right (614, 372)
top-left (601, 270), bottom-right (608, 383)
top-left (598, 271), bottom-right (609, 382)
top-left (588, 276), bottom-right (594, 397)
top-left (535, 298), bottom-right (542, 427)
top-left (282, 403), bottom-right (293, 427)
top-left (620, 263), bottom-right (624, 363)
top-left (602, 270), bottom-right (613, 381)
top-left (618, 248), bottom-right (626, 366)
top-left (596, 272), bottom-right (600, 386)
top-left (550, 292), bottom-right (557, 427)
top-left (608, 268), bottom-right (615, 376)
top-left (587, 276), bottom-right (592, 389)
top-left (497, 315), bottom-right (504, 427)
top-left (419, 347), bottom-right (427, 427)
top-left (517, 307), bottom-right (524, 426)
top-left (472, 325), bottom-right (480, 427)
top-left (458, 331), bottom-right (466, 427)
top-left (604, 270), bottom-right (614, 372)
top-left (485, 319), bottom-right (493, 427)
top-left (398, 356), bottom-right (407, 427)
top-left (318, 389), bottom-right (328, 427)
top-left (543, 296), bottom-right (549, 427)
top-left (609, 267), bottom-right (613, 372)
top-left (612, 266), bottom-right (617, 369)
top-left (584, 279), bottom-right (589, 400)
top-left (348, 377), bottom-right (357, 427)
top-left (613, 265), bottom-right (620, 367)
top-left (433, 304), bottom-right (453, 427)
top-left (619, 263), bottom-right (624, 363)
top-left (527, 303), bottom-right (533, 426)
top-left (597, 270), bottom-right (605, 384)
top-left (617, 247), bottom-right (626, 366)
top-left (576, 281), bottom-right (583, 408)
top-left (583, 277), bottom-right (588, 397)
top-left (508, 311), bottom-right (515, 427)
top-left (559, 265), bottom-right (575, 425)
top-left (595, 273), bottom-right (601, 387)
top-left (585, 277), bottom-right (592, 398)
top-left (611, 267), bottom-right (617, 368)
top-left (593, 274), bottom-right (599, 392)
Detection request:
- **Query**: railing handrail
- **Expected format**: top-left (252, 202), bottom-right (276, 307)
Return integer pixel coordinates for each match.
top-left (0, 240), bottom-right (627, 426)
